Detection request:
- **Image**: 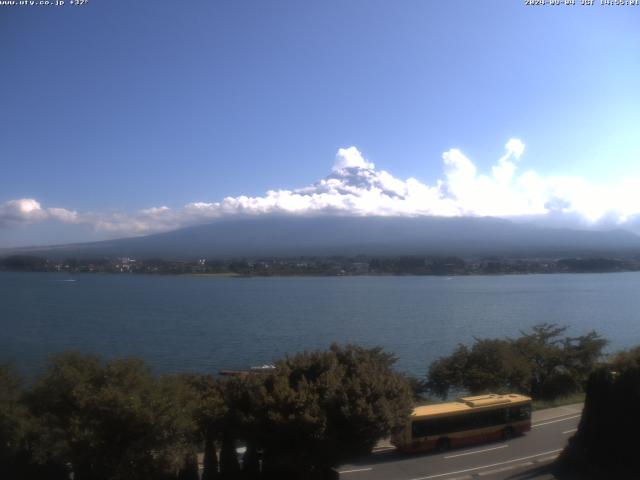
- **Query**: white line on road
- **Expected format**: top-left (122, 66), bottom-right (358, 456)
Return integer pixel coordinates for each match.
top-left (444, 444), bottom-right (508, 459)
top-left (338, 467), bottom-right (373, 474)
top-left (408, 448), bottom-right (563, 480)
top-left (533, 410), bottom-right (581, 422)
top-left (476, 465), bottom-right (517, 477)
top-left (532, 414), bottom-right (581, 428)
top-left (562, 428), bottom-right (578, 434)
top-left (372, 446), bottom-right (395, 453)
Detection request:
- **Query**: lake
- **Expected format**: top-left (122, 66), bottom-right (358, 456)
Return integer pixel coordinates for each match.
top-left (1, 271), bottom-right (639, 378)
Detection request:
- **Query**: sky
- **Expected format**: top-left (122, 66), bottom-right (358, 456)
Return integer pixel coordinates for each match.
top-left (1, 0), bottom-right (639, 247)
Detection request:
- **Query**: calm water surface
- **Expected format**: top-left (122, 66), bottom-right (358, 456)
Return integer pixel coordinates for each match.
top-left (1, 271), bottom-right (640, 377)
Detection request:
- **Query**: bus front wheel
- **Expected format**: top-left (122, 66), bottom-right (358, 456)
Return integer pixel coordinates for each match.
top-left (502, 426), bottom-right (515, 440)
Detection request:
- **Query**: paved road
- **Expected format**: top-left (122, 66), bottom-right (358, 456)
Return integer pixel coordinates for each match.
top-left (337, 404), bottom-right (583, 480)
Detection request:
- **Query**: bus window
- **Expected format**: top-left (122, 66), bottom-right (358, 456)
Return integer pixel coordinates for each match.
top-left (412, 420), bottom-right (430, 439)
top-left (469, 408), bottom-right (507, 429)
top-left (412, 413), bottom-right (480, 438)
top-left (507, 405), bottom-right (531, 421)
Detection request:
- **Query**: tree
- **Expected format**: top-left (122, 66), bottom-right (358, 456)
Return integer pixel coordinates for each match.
top-left (182, 374), bottom-right (226, 480)
top-left (609, 345), bottom-right (640, 370)
top-left (514, 324), bottom-right (606, 399)
top-left (462, 339), bottom-right (531, 394)
top-left (249, 344), bottom-right (413, 478)
top-left (427, 340), bottom-right (531, 399)
top-left (177, 452), bottom-right (199, 480)
top-left (427, 324), bottom-right (607, 400)
top-left (559, 346), bottom-right (640, 477)
top-left (0, 364), bottom-right (33, 479)
top-left (427, 345), bottom-right (469, 399)
top-left (1, 255), bottom-right (48, 271)
top-left (217, 375), bottom-right (265, 479)
top-left (219, 430), bottom-right (240, 479)
top-left (242, 443), bottom-right (260, 477)
top-left (562, 331), bottom-right (610, 385)
top-left (26, 352), bottom-right (199, 480)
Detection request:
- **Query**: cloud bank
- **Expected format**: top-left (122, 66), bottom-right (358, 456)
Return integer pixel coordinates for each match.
top-left (3, 139), bottom-right (640, 238)
top-left (0, 199), bottom-right (79, 227)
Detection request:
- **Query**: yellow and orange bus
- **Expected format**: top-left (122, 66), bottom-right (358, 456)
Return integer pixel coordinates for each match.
top-left (391, 393), bottom-right (532, 453)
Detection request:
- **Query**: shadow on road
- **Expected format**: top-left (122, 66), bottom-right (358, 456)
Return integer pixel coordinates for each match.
top-left (345, 436), bottom-right (514, 468)
top-left (342, 445), bottom-right (476, 468)
top-left (503, 462), bottom-right (561, 480)
top-left (341, 449), bottom-right (414, 467)
top-left (504, 460), bottom-right (605, 480)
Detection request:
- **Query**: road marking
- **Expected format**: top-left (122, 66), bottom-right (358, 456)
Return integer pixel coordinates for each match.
top-left (338, 467), bottom-right (373, 474)
top-left (562, 428), bottom-right (578, 434)
top-left (407, 448), bottom-right (563, 480)
top-left (532, 414), bottom-right (581, 427)
top-left (533, 411), bottom-right (581, 422)
top-left (535, 455), bottom-right (561, 463)
top-left (477, 465), bottom-right (517, 476)
top-left (474, 455), bottom-right (560, 478)
top-left (444, 444), bottom-right (508, 459)
top-left (372, 446), bottom-right (395, 453)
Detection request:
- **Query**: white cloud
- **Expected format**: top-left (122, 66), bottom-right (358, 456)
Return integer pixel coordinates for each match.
top-left (505, 138), bottom-right (525, 159)
top-left (333, 146), bottom-right (375, 171)
top-left (493, 139), bottom-right (524, 184)
top-left (47, 207), bottom-right (79, 223)
top-left (3, 139), bottom-right (640, 238)
top-left (0, 198), bottom-right (78, 226)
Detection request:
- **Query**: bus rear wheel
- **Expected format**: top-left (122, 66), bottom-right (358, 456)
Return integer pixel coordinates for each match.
top-left (502, 426), bottom-right (515, 440)
top-left (435, 438), bottom-right (450, 452)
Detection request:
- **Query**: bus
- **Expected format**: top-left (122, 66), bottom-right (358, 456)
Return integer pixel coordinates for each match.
top-left (391, 393), bottom-right (532, 453)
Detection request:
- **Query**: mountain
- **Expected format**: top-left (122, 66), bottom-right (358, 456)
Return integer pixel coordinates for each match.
top-left (4, 216), bottom-right (640, 260)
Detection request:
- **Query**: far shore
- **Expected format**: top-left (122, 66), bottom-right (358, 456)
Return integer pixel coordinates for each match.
top-left (4, 270), bottom-right (640, 279)
top-left (3, 254), bottom-right (640, 277)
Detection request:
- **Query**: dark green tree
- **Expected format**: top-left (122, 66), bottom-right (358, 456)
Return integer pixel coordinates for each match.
top-left (219, 430), bottom-right (240, 479)
top-left (242, 442), bottom-right (260, 478)
top-left (218, 376), bottom-right (263, 479)
top-left (609, 345), bottom-right (640, 370)
top-left (428, 340), bottom-right (530, 398)
top-left (182, 374), bottom-right (226, 480)
top-left (177, 452), bottom-right (199, 480)
top-left (427, 324), bottom-right (607, 400)
top-left (26, 352), bottom-right (199, 480)
top-left (251, 344), bottom-right (413, 478)
top-left (514, 324), bottom-right (606, 399)
top-left (0, 364), bottom-right (33, 479)
top-left (464, 339), bottom-right (531, 394)
top-left (560, 346), bottom-right (640, 477)
top-left (427, 345), bottom-right (469, 399)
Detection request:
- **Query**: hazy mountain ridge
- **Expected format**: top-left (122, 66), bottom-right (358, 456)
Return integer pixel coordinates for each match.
top-left (3, 216), bottom-right (640, 261)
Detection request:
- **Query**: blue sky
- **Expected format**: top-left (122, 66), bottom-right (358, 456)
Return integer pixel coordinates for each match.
top-left (1, 0), bottom-right (639, 247)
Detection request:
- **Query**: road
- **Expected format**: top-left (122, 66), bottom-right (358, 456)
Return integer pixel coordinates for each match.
top-left (336, 404), bottom-right (583, 480)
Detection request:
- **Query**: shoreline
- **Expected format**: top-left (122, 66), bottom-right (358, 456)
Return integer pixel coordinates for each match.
top-left (3, 269), bottom-right (640, 278)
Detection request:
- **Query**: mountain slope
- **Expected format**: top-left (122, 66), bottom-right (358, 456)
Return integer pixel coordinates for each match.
top-left (5, 216), bottom-right (640, 260)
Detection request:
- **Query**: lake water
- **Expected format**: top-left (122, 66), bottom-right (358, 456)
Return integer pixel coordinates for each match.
top-left (1, 271), bottom-right (640, 378)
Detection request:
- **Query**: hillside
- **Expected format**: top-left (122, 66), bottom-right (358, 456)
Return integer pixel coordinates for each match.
top-left (3, 216), bottom-right (640, 260)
